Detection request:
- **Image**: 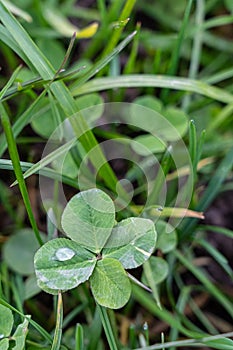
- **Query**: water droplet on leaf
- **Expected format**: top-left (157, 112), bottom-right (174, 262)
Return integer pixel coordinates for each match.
top-left (55, 247), bottom-right (75, 261)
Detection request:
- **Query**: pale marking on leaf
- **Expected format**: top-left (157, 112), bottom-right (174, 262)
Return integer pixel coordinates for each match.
top-left (135, 246), bottom-right (151, 257)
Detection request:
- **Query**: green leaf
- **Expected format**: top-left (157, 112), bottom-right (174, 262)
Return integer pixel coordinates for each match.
top-left (30, 97), bottom-right (65, 140)
top-left (31, 93), bottom-right (103, 141)
top-left (156, 220), bottom-right (177, 253)
top-left (103, 218), bottom-right (157, 269)
top-left (132, 134), bottom-right (166, 156)
top-left (75, 93), bottom-right (104, 126)
top-left (37, 40), bottom-right (66, 70)
top-left (130, 102), bottom-right (164, 134)
top-left (12, 317), bottom-right (30, 350)
top-left (0, 339), bottom-right (9, 350)
top-left (133, 95), bottom-right (163, 113)
top-left (24, 275), bottom-right (41, 300)
top-left (34, 238), bottom-right (96, 294)
top-left (129, 100), bottom-right (188, 143)
top-left (61, 189), bottom-right (115, 253)
top-left (52, 152), bottom-right (79, 179)
top-left (142, 257), bottom-right (169, 308)
top-left (3, 229), bottom-right (46, 276)
top-left (162, 107), bottom-right (188, 140)
top-left (90, 258), bottom-right (131, 309)
top-left (142, 256), bottom-right (169, 286)
top-left (0, 304), bottom-right (14, 338)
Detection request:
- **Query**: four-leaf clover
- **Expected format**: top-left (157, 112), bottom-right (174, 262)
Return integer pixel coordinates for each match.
top-left (34, 189), bottom-right (157, 309)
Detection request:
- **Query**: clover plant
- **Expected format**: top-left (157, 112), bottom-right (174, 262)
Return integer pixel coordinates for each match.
top-left (34, 189), bottom-right (157, 309)
top-left (0, 304), bottom-right (30, 350)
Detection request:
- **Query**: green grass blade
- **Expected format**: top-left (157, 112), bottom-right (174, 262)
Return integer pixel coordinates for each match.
top-left (2, 65), bottom-right (86, 101)
top-left (72, 75), bottom-right (233, 104)
top-left (1, 0), bottom-right (32, 22)
top-left (161, 0), bottom-right (194, 102)
top-left (82, 0), bottom-right (124, 59)
top-left (174, 250), bottom-right (233, 319)
top-left (75, 323), bottom-right (84, 350)
top-left (197, 238), bottom-right (233, 277)
top-left (205, 68), bottom-right (233, 84)
top-left (0, 2), bottom-right (54, 78)
top-left (182, 0), bottom-right (204, 110)
top-left (189, 0), bottom-right (205, 79)
top-left (180, 145), bottom-right (233, 239)
top-left (0, 64), bottom-right (22, 100)
top-left (51, 292), bottom-right (63, 350)
top-left (0, 1), bottom-right (135, 195)
top-left (100, 0), bottom-right (136, 57)
top-left (189, 120), bottom-right (197, 170)
top-left (132, 284), bottom-right (203, 339)
top-left (188, 297), bottom-right (217, 335)
top-left (134, 332), bottom-right (233, 350)
top-left (97, 305), bottom-right (118, 350)
top-left (198, 225), bottom-right (233, 239)
top-left (71, 30), bottom-right (137, 90)
top-left (0, 159), bottom-right (79, 189)
top-left (169, 287), bottom-right (191, 350)
top-left (62, 304), bottom-right (87, 329)
top-left (203, 15), bottom-right (233, 30)
top-left (207, 103), bottom-right (233, 133)
top-left (123, 22), bottom-right (140, 75)
top-left (11, 138), bottom-right (78, 186)
top-left (0, 104), bottom-right (43, 246)
top-left (0, 24), bottom-right (34, 69)
top-left (147, 146), bottom-right (173, 206)
top-left (87, 306), bottom-right (103, 350)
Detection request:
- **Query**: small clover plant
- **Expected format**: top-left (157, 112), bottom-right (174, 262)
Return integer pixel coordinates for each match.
top-left (0, 304), bottom-right (30, 350)
top-left (34, 189), bottom-right (157, 309)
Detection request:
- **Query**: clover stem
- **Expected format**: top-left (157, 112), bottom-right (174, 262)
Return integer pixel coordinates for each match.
top-left (51, 291), bottom-right (63, 350)
top-left (97, 304), bottom-right (118, 350)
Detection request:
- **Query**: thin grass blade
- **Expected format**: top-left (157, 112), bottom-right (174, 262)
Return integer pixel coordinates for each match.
top-left (97, 305), bottom-right (118, 350)
top-left (0, 2), bottom-right (135, 195)
top-left (75, 323), bottom-right (84, 350)
top-left (161, 0), bottom-right (194, 102)
top-left (132, 284), bottom-right (204, 339)
top-left (180, 145), bottom-right (233, 239)
top-left (174, 250), bottom-right (233, 319)
top-left (0, 104), bottom-right (43, 246)
top-left (0, 159), bottom-right (79, 189)
top-left (11, 138), bottom-right (78, 186)
top-left (0, 64), bottom-right (22, 100)
top-left (72, 75), bottom-right (233, 104)
top-left (100, 0), bottom-right (136, 57)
